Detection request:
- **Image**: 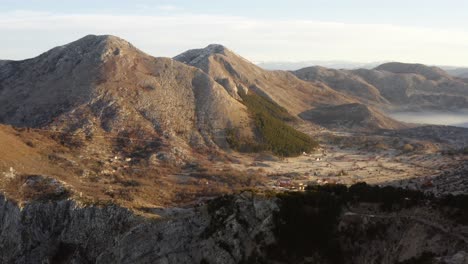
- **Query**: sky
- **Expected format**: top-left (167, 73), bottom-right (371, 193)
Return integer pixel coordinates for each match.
top-left (1, 0), bottom-right (467, 66)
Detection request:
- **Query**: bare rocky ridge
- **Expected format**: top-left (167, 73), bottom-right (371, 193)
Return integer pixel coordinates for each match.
top-left (293, 66), bottom-right (390, 106)
top-left (353, 67), bottom-right (468, 110)
top-left (293, 63), bottom-right (468, 111)
top-left (174, 44), bottom-right (409, 133)
top-left (175, 44), bottom-right (356, 116)
top-left (375, 62), bottom-right (452, 81)
top-left (0, 35), bottom-right (105, 127)
top-left (0, 35), bottom-right (254, 151)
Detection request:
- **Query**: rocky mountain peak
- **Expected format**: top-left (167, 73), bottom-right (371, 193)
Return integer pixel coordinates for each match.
top-left (173, 43), bottom-right (230, 65)
top-left (28, 34), bottom-right (138, 68)
top-left (204, 43), bottom-right (229, 53)
top-left (65, 34), bottom-right (133, 51)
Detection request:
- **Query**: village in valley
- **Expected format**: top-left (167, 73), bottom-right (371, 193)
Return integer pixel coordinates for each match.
top-left (228, 135), bottom-right (468, 196)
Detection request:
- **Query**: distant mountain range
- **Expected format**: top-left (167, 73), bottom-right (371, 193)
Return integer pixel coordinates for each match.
top-left (0, 35), bottom-right (467, 153)
top-left (258, 61), bottom-right (468, 78)
top-left (294, 62), bottom-right (468, 111)
top-left (257, 61), bottom-right (385, 71)
top-left (442, 67), bottom-right (468, 78)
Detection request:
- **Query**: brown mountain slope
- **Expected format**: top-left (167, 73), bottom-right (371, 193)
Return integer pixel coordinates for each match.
top-left (293, 62), bottom-right (468, 111)
top-left (0, 124), bottom-right (256, 208)
top-left (353, 67), bottom-right (468, 110)
top-left (293, 66), bottom-right (390, 106)
top-left (174, 45), bottom-right (412, 132)
top-left (0, 35), bottom-right (254, 151)
top-left (0, 125), bottom-right (69, 177)
top-left (375, 62), bottom-right (451, 81)
top-left (174, 44), bottom-right (355, 116)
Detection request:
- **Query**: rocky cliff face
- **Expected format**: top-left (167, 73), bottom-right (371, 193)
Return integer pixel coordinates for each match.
top-left (0, 193), bottom-right (278, 264)
top-left (338, 211), bottom-right (468, 264)
top-left (1, 190), bottom-right (467, 264)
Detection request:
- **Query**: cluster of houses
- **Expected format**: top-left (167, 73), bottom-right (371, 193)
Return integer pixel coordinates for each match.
top-left (272, 177), bottom-right (346, 191)
top-left (274, 180), bottom-right (306, 191)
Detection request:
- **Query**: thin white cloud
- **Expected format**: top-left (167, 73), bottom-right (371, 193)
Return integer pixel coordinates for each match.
top-left (156, 5), bottom-right (179, 11)
top-left (0, 11), bottom-right (467, 66)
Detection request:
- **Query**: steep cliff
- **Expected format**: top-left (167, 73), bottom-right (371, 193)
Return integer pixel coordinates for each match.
top-left (0, 193), bottom-right (278, 264)
top-left (1, 186), bottom-right (467, 264)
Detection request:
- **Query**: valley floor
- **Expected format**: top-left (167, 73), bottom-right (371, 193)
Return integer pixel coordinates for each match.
top-left (229, 145), bottom-right (465, 193)
top-left (223, 127), bottom-right (468, 196)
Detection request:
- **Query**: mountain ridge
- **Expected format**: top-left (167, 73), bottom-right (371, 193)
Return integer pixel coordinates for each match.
top-left (0, 35), bottom-right (256, 154)
top-left (293, 66), bottom-right (390, 106)
top-left (374, 62), bottom-right (451, 81)
top-left (174, 43), bottom-right (356, 116)
top-left (293, 62), bottom-right (468, 111)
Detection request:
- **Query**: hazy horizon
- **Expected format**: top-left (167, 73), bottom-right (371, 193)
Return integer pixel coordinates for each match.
top-left (1, 0), bottom-right (468, 67)
top-left (388, 110), bottom-right (468, 128)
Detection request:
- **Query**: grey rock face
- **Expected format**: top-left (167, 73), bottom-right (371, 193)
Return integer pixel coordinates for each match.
top-left (1, 192), bottom-right (467, 263)
top-left (0, 193), bottom-right (278, 264)
top-left (439, 251), bottom-right (468, 264)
